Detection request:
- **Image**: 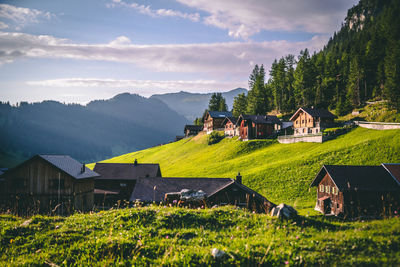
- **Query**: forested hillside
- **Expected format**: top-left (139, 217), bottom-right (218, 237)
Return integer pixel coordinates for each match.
top-left (0, 93), bottom-right (188, 167)
top-left (235, 0), bottom-right (400, 117)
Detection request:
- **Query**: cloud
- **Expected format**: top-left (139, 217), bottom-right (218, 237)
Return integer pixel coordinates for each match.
top-left (176, 0), bottom-right (358, 39)
top-left (108, 1), bottom-right (200, 22)
top-left (0, 4), bottom-right (53, 30)
top-left (26, 78), bottom-right (245, 95)
top-left (0, 31), bottom-right (328, 76)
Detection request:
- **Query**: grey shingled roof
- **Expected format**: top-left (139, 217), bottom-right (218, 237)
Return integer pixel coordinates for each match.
top-left (184, 125), bottom-right (203, 131)
top-left (38, 155), bottom-right (100, 179)
top-left (290, 107), bottom-right (336, 121)
top-left (310, 165), bottom-right (399, 191)
top-left (208, 111), bottom-right (232, 118)
top-left (130, 177), bottom-right (234, 202)
top-left (94, 162), bottom-right (161, 180)
top-left (382, 163), bottom-right (400, 185)
top-left (222, 116), bottom-right (238, 125)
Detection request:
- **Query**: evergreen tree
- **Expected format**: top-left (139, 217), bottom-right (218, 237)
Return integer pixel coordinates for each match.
top-left (247, 65), bottom-right (268, 114)
top-left (384, 40), bottom-right (400, 110)
top-left (232, 93), bottom-right (247, 117)
top-left (347, 57), bottom-right (363, 107)
top-left (208, 93), bottom-right (227, 111)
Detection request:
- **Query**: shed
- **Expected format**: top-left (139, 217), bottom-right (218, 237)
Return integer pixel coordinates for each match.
top-left (203, 111), bottom-right (232, 134)
top-left (93, 160), bottom-right (161, 206)
top-left (237, 114), bottom-right (281, 140)
top-left (1, 155), bottom-right (99, 214)
top-left (131, 175), bottom-right (274, 213)
top-left (290, 107), bottom-right (336, 136)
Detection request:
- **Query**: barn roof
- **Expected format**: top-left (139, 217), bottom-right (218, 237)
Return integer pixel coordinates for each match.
top-left (222, 116), bottom-right (238, 125)
top-left (310, 165), bottom-right (399, 191)
top-left (38, 155), bottom-right (100, 179)
top-left (94, 162), bottom-right (161, 180)
top-left (237, 115), bottom-right (281, 125)
top-left (382, 163), bottom-right (400, 185)
top-left (207, 111), bottom-right (232, 119)
top-left (289, 107), bottom-right (336, 121)
top-left (130, 177), bottom-right (234, 202)
top-left (184, 125), bottom-right (203, 131)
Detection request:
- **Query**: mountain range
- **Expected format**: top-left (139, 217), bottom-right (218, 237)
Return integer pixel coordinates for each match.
top-left (0, 89), bottom-right (246, 167)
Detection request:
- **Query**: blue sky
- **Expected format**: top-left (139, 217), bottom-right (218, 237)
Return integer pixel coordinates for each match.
top-left (0, 0), bottom-right (358, 104)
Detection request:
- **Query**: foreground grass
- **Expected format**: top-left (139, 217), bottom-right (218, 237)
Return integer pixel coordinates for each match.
top-left (1, 206), bottom-right (399, 266)
top-left (92, 127), bottom-right (400, 209)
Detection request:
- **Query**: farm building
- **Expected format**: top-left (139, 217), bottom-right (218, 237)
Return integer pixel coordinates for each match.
top-left (184, 125), bottom-right (203, 137)
top-left (203, 111), bottom-right (232, 134)
top-left (310, 164), bottom-right (400, 218)
top-left (290, 107), bottom-right (336, 136)
top-left (237, 114), bottom-right (281, 140)
top-left (130, 173), bottom-right (274, 213)
top-left (93, 159), bottom-right (161, 206)
top-left (222, 116), bottom-right (238, 137)
top-left (0, 155), bottom-right (99, 215)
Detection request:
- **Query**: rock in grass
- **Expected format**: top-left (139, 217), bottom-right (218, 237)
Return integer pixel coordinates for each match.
top-left (211, 248), bottom-right (226, 258)
top-left (270, 203), bottom-right (298, 219)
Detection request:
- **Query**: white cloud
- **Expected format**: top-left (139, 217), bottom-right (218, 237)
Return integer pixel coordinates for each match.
top-left (176, 0), bottom-right (358, 39)
top-left (0, 31), bottom-right (328, 76)
top-left (26, 78), bottom-right (245, 95)
top-left (0, 21), bottom-right (8, 29)
top-left (0, 4), bottom-right (53, 30)
top-left (108, 1), bottom-right (200, 22)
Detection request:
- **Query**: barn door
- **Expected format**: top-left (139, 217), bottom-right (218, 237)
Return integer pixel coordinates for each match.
top-left (323, 198), bottom-right (331, 214)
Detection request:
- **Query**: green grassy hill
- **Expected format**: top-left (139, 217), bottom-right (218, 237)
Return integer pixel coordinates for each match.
top-left (93, 127), bottom-right (400, 210)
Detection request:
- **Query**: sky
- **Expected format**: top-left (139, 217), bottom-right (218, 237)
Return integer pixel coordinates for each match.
top-left (0, 0), bottom-right (358, 104)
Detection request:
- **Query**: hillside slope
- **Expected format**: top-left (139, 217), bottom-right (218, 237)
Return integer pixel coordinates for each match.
top-left (97, 128), bottom-right (400, 208)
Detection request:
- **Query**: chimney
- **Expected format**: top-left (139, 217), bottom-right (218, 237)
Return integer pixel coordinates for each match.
top-left (134, 159), bottom-right (138, 166)
top-left (236, 172), bottom-right (242, 184)
top-left (81, 163), bottom-right (86, 174)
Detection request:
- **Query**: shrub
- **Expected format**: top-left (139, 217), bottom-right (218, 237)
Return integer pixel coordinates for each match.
top-left (207, 131), bottom-right (224, 145)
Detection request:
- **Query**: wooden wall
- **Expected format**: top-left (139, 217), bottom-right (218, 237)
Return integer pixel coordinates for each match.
top-left (316, 174), bottom-right (343, 215)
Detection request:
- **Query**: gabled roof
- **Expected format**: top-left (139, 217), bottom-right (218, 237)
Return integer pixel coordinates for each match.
top-left (94, 162), bottom-right (161, 180)
top-left (310, 165), bottom-right (399, 191)
top-left (184, 125), bottom-right (203, 131)
top-left (39, 155), bottom-right (100, 179)
top-left (222, 116), bottom-right (238, 125)
top-left (237, 114), bottom-right (282, 125)
top-left (5, 155), bottom-right (99, 180)
top-left (382, 163), bottom-right (400, 186)
top-left (207, 111), bottom-right (232, 119)
top-left (289, 107), bottom-right (336, 121)
top-left (130, 177), bottom-right (234, 202)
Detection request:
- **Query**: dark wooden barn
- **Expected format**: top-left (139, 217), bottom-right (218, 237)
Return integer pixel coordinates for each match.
top-left (1, 155), bottom-right (99, 215)
top-left (237, 114), bottom-right (281, 140)
top-left (184, 125), bottom-right (203, 137)
top-left (93, 160), bottom-right (161, 206)
top-left (130, 174), bottom-right (274, 213)
top-left (203, 111), bottom-right (232, 134)
top-left (310, 165), bottom-right (400, 218)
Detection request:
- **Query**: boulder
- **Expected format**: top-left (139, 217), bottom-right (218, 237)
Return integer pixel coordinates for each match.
top-left (211, 248), bottom-right (226, 258)
top-left (270, 203), bottom-right (298, 219)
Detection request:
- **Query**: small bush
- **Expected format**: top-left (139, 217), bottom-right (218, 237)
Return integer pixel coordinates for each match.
top-left (207, 131), bottom-right (224, 145)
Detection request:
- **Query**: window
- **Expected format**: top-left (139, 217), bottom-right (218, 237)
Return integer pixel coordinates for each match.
top-left (334, 187), bottom-right (338, 195)
top-left (319, 184), bottom-right (324, 192)
top-left (332, 187), bottom-right (335, 194)
top-left (120, 183), bottom-right (127, 187)
top-left (325, 185), bottom-right (330, 194)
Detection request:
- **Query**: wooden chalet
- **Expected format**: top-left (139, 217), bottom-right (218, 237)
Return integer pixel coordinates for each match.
top-left (237, 114), bottom-right (282, 140)
top-left (184, 125), bottom-right (203, 137)
top-left (203, 111), bottom-right (232, 134)
top-left (93, 159), bottom-right (161, 206)
top-left (290, 107), bottom-right (336, 136)
top-left (130, 174), bottom-right (275, 213)
top-left (1, 155), bottom-right (99, 214)
top-left (310, 164), bottom-right (400, 218)
top-left (222, 117), bottom-right (238, 137)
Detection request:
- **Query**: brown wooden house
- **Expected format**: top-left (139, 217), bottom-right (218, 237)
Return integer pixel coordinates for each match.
top-left (203, 111), bottom-right (232, 134)
top-left (130, 174), bottom-right (275, 213)
top-left (1, 155), bottom-right (99, 215)
top-left (93, 159), bottom-right (161, 206)
top-left (222, 117), bottom-right (238, 137)
top-left (290, 107), bottom-right (336, 136)
top-left (184, 125), bottom-right (203, 137)
top-left (237, 114), bottom-right (281, 140)
top-left (310, 165), bottom-right (400, 218)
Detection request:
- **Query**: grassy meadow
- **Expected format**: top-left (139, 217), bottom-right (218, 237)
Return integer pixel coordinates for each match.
top-left (92, 127), bottom-right (400, 210)
top-left (1, 206), bottom-right (400, 266)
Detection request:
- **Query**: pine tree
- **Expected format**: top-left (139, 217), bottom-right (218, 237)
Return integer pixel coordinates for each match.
top-left (247, 65), bottom-right (268, 115)
top-left (208, 93), bottom-right (227, 111)
top-left (232, 93), bottom-right (247, 117)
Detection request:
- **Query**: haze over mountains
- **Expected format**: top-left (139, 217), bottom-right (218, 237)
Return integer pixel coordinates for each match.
top-left (151, 88), bottom-right (247, 121)
top-left (0, 89), bottom-right (245, 167)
